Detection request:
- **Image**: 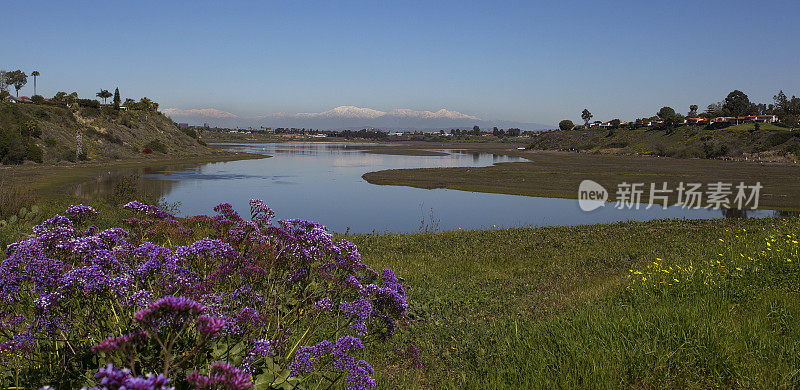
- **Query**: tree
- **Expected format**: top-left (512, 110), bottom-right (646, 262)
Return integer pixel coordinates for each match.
top-left (471, 125), bottom-right (481, 135)
top-left (610, 119), bottom-right (621, 128)
top-left (558, 119), bottom-right (574, 131)
top-left (96, 89), bottom-right (112, 104)
top-left (784, 115), bottom-right (799, 131)
top-left (689, 104), bottom-right (698, 117)
top-left (6, 70), bottom-right (28, 97)
top-left (113, 88), bottom-right (121, 110)
top-left (30, 71), bottom-right (40, 97)
top-left (774, 90), bottom-right (788, 112)
top-left (706, 102), bottom-right (723, 117)
top-left (66, 92), bottom-right (78, 105)
top-left (507, 128), bottom-right (521, 137)
top-left (53, 91), bottom-right (67, 102)
top-left (657, 106), bottom-right (682, 128)
top-left (22, 120), bottom-right (41, 138)
top-left (723, 90), bottom-right (751, 117)
top-left (581, 109), bottom-right (593, 125)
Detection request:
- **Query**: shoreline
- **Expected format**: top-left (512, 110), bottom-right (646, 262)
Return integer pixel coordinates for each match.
top-left (2, 150), bottom-right (269, 196)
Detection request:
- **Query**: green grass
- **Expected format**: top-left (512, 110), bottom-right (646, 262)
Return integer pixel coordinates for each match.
top-left (726, 122), bottom-right (786, 131)
top-left (348, 217), bottom-right (800, 388)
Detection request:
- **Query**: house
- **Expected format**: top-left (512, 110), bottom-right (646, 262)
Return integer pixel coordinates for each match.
top-left (17, 96), bottom-right (31, 102)
top-left (751, 115), bottom-right (778, 123)
top-left (641, 120), bottom-right (663, 127)
top-left (3, 95), bottom-right (19, 103)
top-left (686, 117), bottom-right (710, 125)
top-left (714, 115), bottom-right (778, 125)
top-left (177, 123), bottom-right (189, 129)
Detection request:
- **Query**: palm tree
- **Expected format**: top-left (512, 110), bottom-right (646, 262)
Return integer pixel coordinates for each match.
top-left (96, 89), bottom-right (112, 104)
top-left (31, 71), bottom-right (40, 96)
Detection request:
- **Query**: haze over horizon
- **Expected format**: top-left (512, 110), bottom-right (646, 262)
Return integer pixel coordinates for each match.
top-left (3, 0), bottom-right (799, 127)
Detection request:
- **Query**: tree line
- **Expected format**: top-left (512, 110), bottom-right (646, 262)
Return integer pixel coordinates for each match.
top-left (1, 68), bottom-right (159, 112)
top-left (560, 90), bottom-right (800, 131)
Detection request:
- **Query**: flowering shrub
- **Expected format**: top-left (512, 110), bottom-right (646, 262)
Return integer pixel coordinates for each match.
top-left (0, 200), bottom-right (407, 389)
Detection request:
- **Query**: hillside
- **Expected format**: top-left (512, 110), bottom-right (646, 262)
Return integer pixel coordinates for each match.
top-left (0, 102), bottom-right (213, 164)
top-left (529, 124), bottom-right (800, 161)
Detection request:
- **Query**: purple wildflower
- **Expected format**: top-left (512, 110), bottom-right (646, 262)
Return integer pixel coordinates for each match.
top-left (134, 296), bottom-right (205, 327)
top-left (407, 344), bottom-right (422, 368)
top-left (65, 204), bottom-right (100, 221)
top-left (315, 297), bottom-right (333, 311)
top-left (89, 364), bottom-right (173, 390)
top-left (290, 340), bottom-right (333, 376)
top-left (340, 297), bottom-right (372, 334)
top-left (174, 238), bottom-right (237, 263)
top-left (213, 203), bottom-right (243, 222)
top-left (249, 199), bottom-right (275, 227)
top-left (0, 331), bottom-right (37, 353)
top-left (196, 315), bottom-right (227, 338)
top-left (123, 201), bottom-right (175, 219)
top-left (91, 330), bottom-right (148, 354)
top-left (186, 361), bottom-right (252, 390)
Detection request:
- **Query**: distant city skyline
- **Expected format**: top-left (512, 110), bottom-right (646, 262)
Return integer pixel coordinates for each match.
top-left (3, 0), bottom-right (799, 126)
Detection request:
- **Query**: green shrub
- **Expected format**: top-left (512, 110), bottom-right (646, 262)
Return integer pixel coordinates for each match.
top-left (22, 120), bottom-right (41, 138)
top-left (76, 98), bottom-right (100, 109)
top-left (144, 139), bottom-right (167, 153)
top-left (180, 127), bottom-right (198, 139)
top-left (765, 131), bottom-right (792, 148)
top-left (43, 137), bottom-right (57, 147)
top-left (61, 149), bottom-right (77, 162)
top-left (24, 142), bottom-right (43, 163)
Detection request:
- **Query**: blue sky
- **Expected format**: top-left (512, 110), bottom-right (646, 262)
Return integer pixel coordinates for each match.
top-left (3, 0), bottom-right (799, 125)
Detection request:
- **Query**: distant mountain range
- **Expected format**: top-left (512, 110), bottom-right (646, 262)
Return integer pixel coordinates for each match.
top-left (160, 106), bottom-right (552, 131)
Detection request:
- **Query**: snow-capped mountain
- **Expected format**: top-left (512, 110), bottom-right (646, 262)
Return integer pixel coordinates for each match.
top-left (161, 105), bottom-right (551, 130)
top-left (294, 106), bottom-right (386, 119)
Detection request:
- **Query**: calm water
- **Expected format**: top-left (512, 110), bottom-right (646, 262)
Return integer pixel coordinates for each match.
top-left (72, 143), bottom-right (780, 233)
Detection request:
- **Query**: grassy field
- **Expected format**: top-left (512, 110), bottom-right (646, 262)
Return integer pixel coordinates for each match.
top-left (363, 151), bottom-right (800, 210)
top-left (350, 216), bottom-right (800, 388)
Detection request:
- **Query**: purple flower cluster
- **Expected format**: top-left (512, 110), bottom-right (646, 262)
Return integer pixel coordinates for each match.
top-left (124, 201), bottom-right (175, 220)
top-left (195, 315), bottom-right (227, 338)
top-left (174, 238), bottom-right (237, 263)
top-left (315, 297), bottom-right (333, 311)
top-left (290, 340), bottom-right (333, 376)
top-left (0, 200), bottom-right (408, 390)
top-left (92, 330), bottom-right (148, 354)
top-left (290, 336), bottom-right (375, 390)
top-left (134, 296), bottom-right (205, 327)
top-left (249, 199), bottom-right (275, 227)
top-left (187, 361), bottom-right (252, 390)
top-left (88, 364), bottom-right (173, 390)
top-left (340, 297), bottom-right (373, 334)
top-left (65, 204), bottom-right (99, 220)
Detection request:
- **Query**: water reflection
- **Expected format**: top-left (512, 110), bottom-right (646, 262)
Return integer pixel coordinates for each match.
top-left (68, 143), bottom-right (787, 233)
